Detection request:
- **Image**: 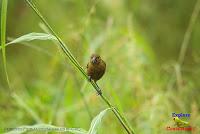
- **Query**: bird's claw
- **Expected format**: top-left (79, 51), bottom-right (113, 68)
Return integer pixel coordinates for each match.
top-left (88, 76), bottom-right (92, 82)
top-left (87, 76), bottom-right (102, 95)
top-left (96, 89), bottom-right (102, 96)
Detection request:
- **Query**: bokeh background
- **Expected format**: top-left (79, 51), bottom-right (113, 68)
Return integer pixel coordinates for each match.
top-left (0, 0), bottom-right (200, 133)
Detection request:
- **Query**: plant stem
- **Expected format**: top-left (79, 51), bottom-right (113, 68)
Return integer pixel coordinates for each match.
top-left (178, 0), bottom-right (200, 65)
top-left (39, 23), bottom-right (93, 121)
top-left (1, 0), bottom-right (10, 89)
top-left (100, 94), bottom-right (131, 134)
top-left (24, 0), bottom-right (135, 133)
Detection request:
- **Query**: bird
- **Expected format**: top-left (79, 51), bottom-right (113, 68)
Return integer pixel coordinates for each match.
top-left (87, 54), bottom-right (106, 94)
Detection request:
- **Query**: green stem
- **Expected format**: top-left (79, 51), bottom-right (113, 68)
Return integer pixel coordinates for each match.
top-left (114, 107), bottom-right (135, 134)
top-left (178, 0), bottom-right (200, 65)
top-left (100, 94), bottom-right (131, 134)
top-left (24, 0), bottom-right (135, 133)
top-left (39, 24), bottom-right (93, 121)
top-left (1, 0), bottom-right (10, 89)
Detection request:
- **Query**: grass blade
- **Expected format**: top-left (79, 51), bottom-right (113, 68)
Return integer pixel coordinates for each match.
top-left (88, 108), bottom-right (111, 134)
top-left (178, 0), bottom-right (200, 65)
top-left (1, 0), bottom-right (10, 87)
top-left (38, 23), bottom-right (94, 121)
top-left (24, 1), bottom-right (135, 133)
top-left (6, 32), bottom-right (57, 45)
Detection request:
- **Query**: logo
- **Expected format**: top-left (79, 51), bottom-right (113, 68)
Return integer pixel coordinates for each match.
top-left (172, 112), bottom-right (190, 118)
top-left (166, 112), bottom-right (196, 131)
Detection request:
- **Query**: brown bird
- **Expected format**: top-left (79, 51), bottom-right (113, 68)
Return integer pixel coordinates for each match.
top-left (87, 54), bottom-right (106, 94)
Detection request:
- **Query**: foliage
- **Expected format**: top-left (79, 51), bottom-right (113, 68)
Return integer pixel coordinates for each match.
top-left (0, 0), bottom-right (200, 134)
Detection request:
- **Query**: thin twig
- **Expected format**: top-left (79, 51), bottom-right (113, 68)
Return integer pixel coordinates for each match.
top-left (24, 0), bottom-right (135, 133)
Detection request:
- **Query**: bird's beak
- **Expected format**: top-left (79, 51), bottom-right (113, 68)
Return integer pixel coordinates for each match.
top-left (91, 57), bottom-right (96, 64)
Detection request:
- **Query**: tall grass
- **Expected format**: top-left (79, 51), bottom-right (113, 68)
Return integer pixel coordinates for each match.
top-left (175, 0), bottom-right (200, 89)
top-left (178, 0), bottom-right (200, 65)
top-left (1, 0), bottom-right (10, 88)
top-left (39, 23), bottom-right (93, 121)
top-left (24, 0), bottom-right (135, 133)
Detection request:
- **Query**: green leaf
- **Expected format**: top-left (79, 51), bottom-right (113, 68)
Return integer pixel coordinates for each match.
top-left (6, 32), bottom-right (57, 45)
top-left (88, 108), bottom-right (111, 134)
top-left (5, 124), bottom-right (87, 134)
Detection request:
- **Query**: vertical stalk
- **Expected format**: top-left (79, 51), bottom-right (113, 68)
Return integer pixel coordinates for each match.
top-left (24, 0), bottom-right (135, 133)
top-left (1, 0), bottom-right (10, 88)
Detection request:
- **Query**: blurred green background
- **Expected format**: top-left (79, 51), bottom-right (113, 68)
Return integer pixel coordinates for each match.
top-left (0, 0), bottom-right (200, 133)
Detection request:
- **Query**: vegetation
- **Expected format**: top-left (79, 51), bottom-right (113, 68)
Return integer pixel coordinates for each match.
top-left (0, 0), bottom-right (200, 134)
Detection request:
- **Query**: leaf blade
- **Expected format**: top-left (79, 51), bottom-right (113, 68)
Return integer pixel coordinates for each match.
top-left (6, 32), bottom-right (57, 45)
top-left (88, 108), bottom-right (111, 134)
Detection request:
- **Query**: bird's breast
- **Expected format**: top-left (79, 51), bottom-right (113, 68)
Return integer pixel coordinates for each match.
top-left (87, 61), bottom-right (106, 81)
